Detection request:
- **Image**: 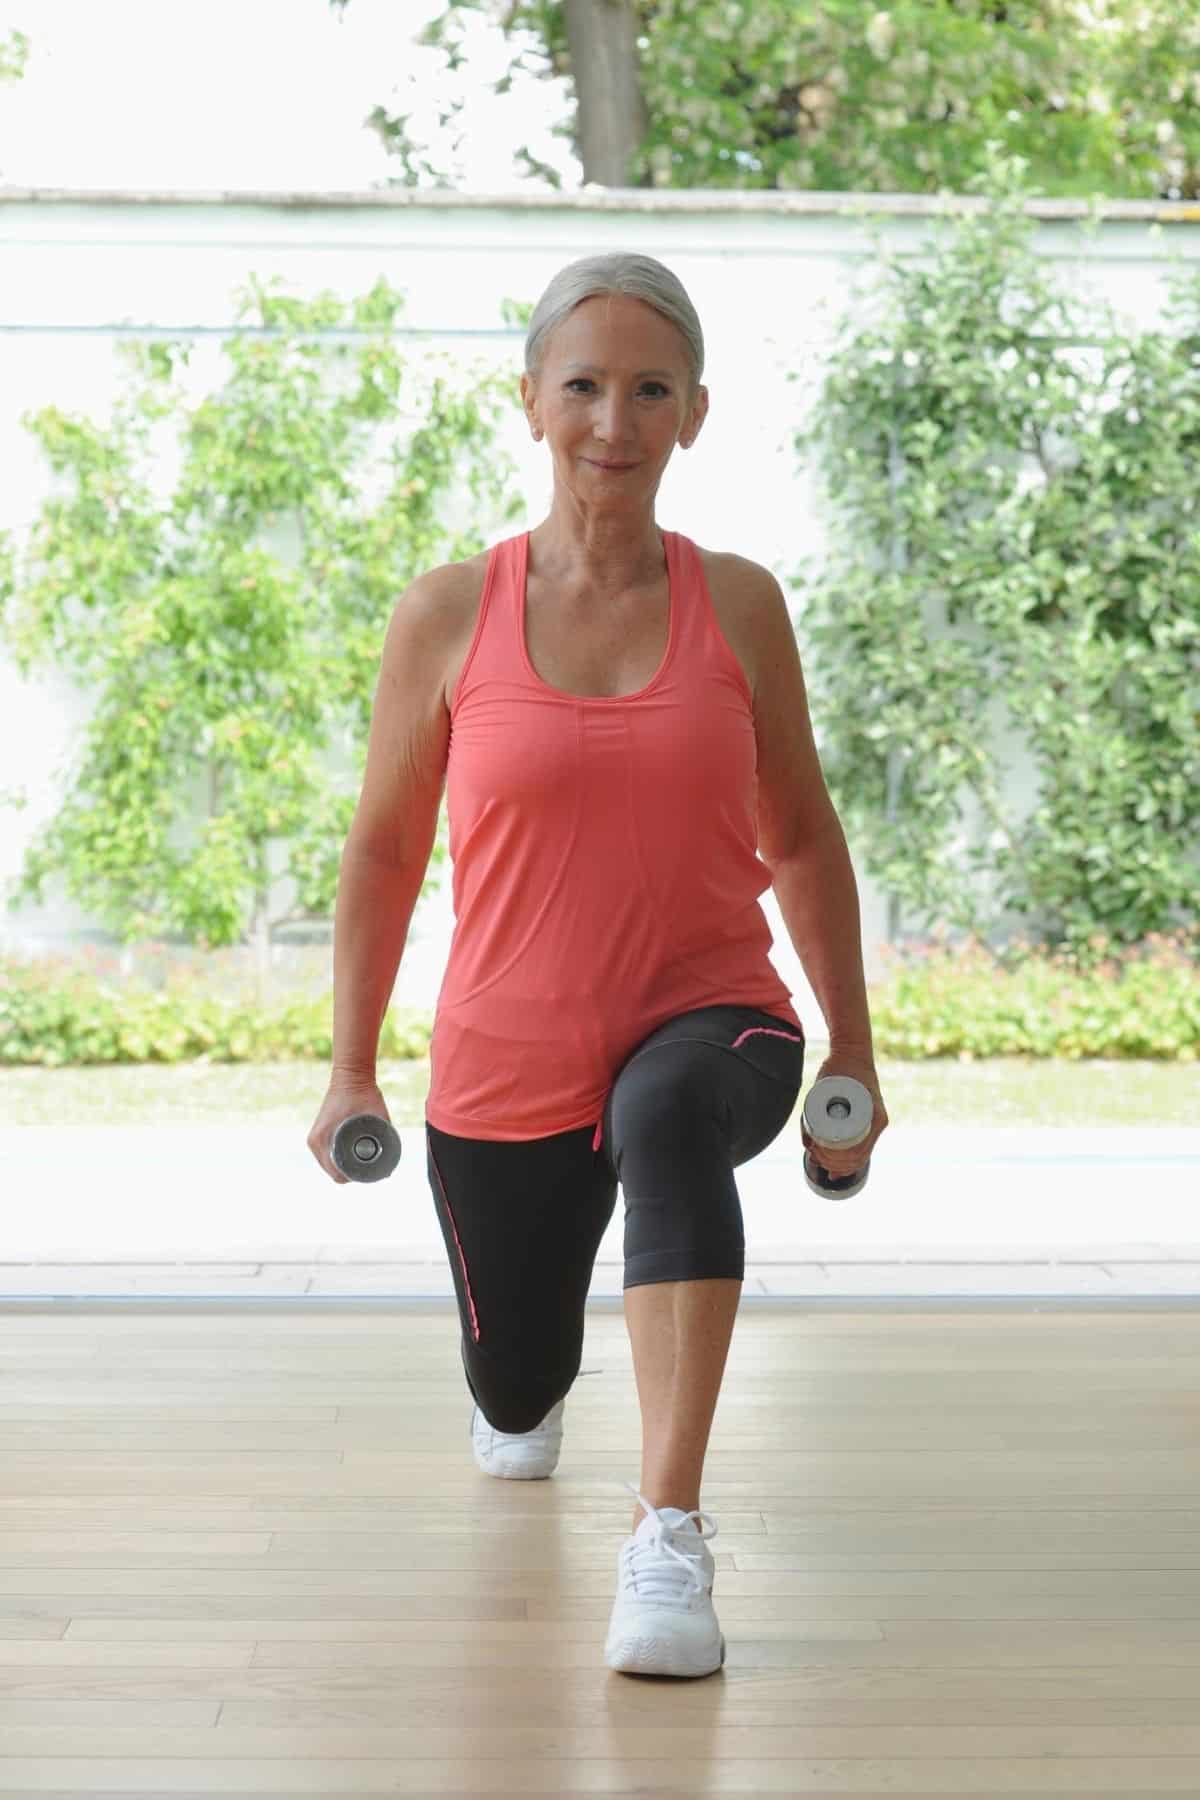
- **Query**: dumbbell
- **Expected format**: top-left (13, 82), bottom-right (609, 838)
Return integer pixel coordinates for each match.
top-left (329, 1113), bottom-right (402, 1183)
top-left (801, 1075), bottom-right (873, 1201)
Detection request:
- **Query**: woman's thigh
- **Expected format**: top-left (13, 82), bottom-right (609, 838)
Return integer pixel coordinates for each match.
top-left (599, 1005), bottom-right (805, 1289)
top-left (425, 1121), bottom-right (617, 1432)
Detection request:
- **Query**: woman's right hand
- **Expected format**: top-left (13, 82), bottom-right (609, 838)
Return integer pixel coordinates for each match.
top-left (307, 1076), bottom-right (392, 1184)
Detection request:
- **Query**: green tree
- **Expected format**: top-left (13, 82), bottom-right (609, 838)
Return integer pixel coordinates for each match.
top-left (792, 148), bottom-right (1200, 961)
top-left (335, 0), bottom-right (1199, 198)
top-left (0, 278), bottom-right (522, 963)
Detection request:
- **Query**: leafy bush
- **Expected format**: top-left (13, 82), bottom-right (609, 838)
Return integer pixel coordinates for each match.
top-left (870, 928), bottom-right (1199, 1060)
top-left (0, 277), bottom-right (521, 951)
top-left (0, 950), bottom-right (430, 1068)
top-left (793, 153), bottom-right (1200, 959)
top-left (2, 929), bottom-right (1196, 1067)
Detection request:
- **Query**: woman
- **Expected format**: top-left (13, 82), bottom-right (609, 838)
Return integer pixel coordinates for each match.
top-left (308, 252), bottom-right (889, 1679)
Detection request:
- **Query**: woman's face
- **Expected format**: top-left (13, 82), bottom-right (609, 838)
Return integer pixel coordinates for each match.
top-left (521, 293), bottom-right (708, 510)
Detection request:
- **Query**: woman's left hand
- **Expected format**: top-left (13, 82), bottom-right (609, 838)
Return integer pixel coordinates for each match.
top-left (801, 1050), bottom-right (889, 1180)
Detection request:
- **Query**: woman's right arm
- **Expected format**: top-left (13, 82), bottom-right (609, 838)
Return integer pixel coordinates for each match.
top-left (328, 569), bottom-right (455, 1084)
top-left (307, 571), bottom-right (457, 1181)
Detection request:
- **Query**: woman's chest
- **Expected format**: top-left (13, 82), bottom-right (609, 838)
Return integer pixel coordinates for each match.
top-left (523, 569), bottom-right (670, 698)
top-left (442, 547), bottom-right (757, 708)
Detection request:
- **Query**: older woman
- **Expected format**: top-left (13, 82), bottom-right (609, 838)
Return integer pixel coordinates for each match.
top-left (309, 252), bottom-right (889, 1679)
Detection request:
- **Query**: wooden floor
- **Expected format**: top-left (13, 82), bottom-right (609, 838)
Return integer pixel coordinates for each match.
top-left (1, 1299), bottom-right (1199, 1796)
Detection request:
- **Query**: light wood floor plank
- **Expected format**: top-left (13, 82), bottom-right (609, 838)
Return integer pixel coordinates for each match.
top-left (2, 1754), bottom-right (1200, 1792)
top-left (0, 1303), bottom-right (1198, 1792)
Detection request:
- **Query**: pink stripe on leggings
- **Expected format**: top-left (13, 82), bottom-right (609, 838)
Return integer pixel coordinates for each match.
top-left (428, 1141), bottom-right (481, 1343)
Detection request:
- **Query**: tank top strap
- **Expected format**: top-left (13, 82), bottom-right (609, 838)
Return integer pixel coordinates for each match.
top-left (664, 528), bottom-right (701, 652)
top-left (666, 528), bottom-right (753, 706)
top-left (450, 531), bottom-right (528, 718)
top-left (453, 527), bottom-right (745, 717)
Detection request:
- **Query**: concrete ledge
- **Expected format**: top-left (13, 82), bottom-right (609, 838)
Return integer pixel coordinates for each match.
top-left (1, 1258), bottom-right (1198, 1301)
top-left (4, 185), bottom-right (1199, 222)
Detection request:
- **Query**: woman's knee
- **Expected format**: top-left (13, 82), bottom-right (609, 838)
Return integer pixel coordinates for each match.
top-left (606, 1056), bottom-right (745, 1285)
top-left (464, 1355), bottom-right (576, 1433)
top-left (607, 1047), bottom-right (722, 1169)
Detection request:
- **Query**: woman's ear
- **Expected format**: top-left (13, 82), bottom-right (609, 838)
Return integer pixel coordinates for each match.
top-left (682, 384), bottom-right (709, 448)
top-left (519, 372), bottom-right (541, 440)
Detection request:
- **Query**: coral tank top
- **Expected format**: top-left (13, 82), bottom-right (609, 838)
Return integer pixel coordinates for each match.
top-left (423, 526), bottom-right (801, 1142)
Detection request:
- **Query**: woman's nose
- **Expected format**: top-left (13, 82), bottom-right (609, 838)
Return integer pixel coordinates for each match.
top-left (595, 394), bottom-right (633, 441)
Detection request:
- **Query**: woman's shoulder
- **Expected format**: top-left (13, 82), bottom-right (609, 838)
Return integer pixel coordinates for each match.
top-left (420, 536), bottom-right (508, 596)
top-left (689, 538), bottom-right (778, 594)
top-left (419, 542), bottom-right (506, 713)
top-left (690, 542), bottom-right (786, 703)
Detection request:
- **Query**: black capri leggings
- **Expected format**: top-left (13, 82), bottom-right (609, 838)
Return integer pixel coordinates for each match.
top-left (425, 1003), bottom-right (805, 1434)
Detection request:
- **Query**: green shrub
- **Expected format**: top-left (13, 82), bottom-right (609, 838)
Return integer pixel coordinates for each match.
top-left (0, 951), bottom-right (431, 1068)
top-left (870, 928), bottom-right (1199, 1060)
top-left (792, 164), bottom-right (1200, 960)
top-left (2, 929), bottom-right (1196, 1066)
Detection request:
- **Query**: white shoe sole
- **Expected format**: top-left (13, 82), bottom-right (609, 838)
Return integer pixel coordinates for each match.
top-left (470, 1402), bottom-right (563, 1480)
top-left (604, 1628), bottom-right (726, 1678)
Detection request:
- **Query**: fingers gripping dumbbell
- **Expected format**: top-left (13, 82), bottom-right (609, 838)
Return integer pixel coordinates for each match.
top-left (329, 1113), bottom-right (402, 1183)
top-left (801, 1076), bottom-right (874, 1201)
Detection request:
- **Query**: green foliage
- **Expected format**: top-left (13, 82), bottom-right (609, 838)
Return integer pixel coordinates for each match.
top-left (869, 928), bottom-right (1199, 1060)
top-left (370, 0), bottom-right (1199, 198)
top-left (0, 277), bottom-right (523, 949)
top-left (792, 147), bottom-right (1200, 959)
top-left (0, 24), bottom-right (31, 184)
top-left (0, 949), bottom-right (432, 1068)
top-left (4, 930), bottom-right (1195, 1065)
top-left (0, 27), bottom-right (30, 86)
top-left (632, 0), bottom-right (1197, 197)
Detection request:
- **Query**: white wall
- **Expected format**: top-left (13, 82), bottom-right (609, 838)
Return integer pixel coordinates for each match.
top-left (2, 188), bottom-right (1197, 1029)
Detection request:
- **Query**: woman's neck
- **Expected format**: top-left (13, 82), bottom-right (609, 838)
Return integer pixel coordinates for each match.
top-left (529, 511), bottom-right (664, 594)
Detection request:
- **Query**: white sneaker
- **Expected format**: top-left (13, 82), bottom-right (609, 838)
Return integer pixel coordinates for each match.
top-left (470, 1398), bottom-right (565, 1480)
top-left (604, 1481), bottom-right (725, 1678)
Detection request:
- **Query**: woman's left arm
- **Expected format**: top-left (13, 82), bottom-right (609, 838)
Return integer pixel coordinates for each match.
top-left (734, 556), bottom-right (890, 1176)
top-left (767, 821), bottom-right (890, 1178)
top-left (768, 815), bottom-right (873, 1058)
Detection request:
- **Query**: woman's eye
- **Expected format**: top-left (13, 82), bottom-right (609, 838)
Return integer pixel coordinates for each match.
top-left (565, 379), bottom-right (669, 396)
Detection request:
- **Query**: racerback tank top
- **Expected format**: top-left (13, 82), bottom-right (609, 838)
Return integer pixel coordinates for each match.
top-left (423, 526), bottom-right (801, 1142)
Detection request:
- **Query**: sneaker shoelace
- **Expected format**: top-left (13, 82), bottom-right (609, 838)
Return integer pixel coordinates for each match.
top-left (620, 1481), bottom-right (718, 1602)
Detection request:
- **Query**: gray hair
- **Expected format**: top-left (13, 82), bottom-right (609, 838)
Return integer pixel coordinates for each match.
top-left (524, 253), bottom-right (704, 397)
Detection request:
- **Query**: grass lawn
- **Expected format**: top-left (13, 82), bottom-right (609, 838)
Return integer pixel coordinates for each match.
top-left (1, 1046), bottom-right (1194, 1129)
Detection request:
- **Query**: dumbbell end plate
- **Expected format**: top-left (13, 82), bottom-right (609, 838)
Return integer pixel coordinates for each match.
top-left (329, 1113), bottom-right (402, 1183)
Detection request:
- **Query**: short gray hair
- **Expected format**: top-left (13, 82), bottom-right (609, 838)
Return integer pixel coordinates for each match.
top-left (524, 253), bottom-right (704, 397)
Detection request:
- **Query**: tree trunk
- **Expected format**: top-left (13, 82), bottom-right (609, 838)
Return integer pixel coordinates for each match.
top-left (562, 0), bottom-right (649, 186)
